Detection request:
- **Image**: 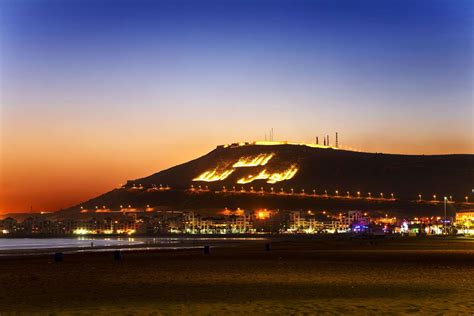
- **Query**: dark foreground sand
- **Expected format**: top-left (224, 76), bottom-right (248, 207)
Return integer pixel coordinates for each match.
top-left (0, 237), bottom-right (473, 315)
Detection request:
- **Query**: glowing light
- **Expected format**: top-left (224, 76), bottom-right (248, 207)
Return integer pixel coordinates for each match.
top-left (252, 140), bottom-right (338, 150)
top-left (236, 165), bottom-right (298, 184)
top-left (267, 165), bottom-right (298, 184)
top-left (193, 168), bottom-right (234, 182)
top-left (237, 169), bottom-right (271, 184)
top-left (73, 228), bottom-right (90, 235)
top-left (256, 209), bottom-right (271, 220)
top-left (232, 153), bottom-right (274, 168)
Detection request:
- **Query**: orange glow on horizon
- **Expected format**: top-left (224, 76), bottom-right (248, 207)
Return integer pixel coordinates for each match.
top-left (1, 134), bottom-right (471, 213)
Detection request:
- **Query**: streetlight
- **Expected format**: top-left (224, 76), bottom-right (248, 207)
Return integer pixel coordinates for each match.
top-left (380, 193), bottom-right (384, 199)
top-left (346, 191), bottom-right (350, 198)
top-left (357, 191), bottom-right (361, 198)
top-left (335, 190), bottom-right (339, 196)
top-left (433, 194), bottom-right (437, 201)
top-left (443, 197), bottom-right (447, 235)
top-left (466, 196), bottom-right (469, 203)
top-left (418, 194), bottom-right (422, 201)
top-left (368, 192), bottom-right (372, 198)
top-left (391, 193), bottom-right (394, 199)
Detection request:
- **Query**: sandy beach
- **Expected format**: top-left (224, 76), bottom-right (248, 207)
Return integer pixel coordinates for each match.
top-left (0, 237), bottom-right (473, 315)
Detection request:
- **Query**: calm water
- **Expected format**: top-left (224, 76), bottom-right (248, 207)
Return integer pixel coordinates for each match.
top-left (0, 237), bottom-right (267, 253)
top-left (0, 237), bottom-right (143, 250)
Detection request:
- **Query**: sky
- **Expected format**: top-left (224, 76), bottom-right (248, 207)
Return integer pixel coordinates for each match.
top-left (0, 0), bottom-right (472, 213)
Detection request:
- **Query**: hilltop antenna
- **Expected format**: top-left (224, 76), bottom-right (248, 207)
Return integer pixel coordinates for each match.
top-left (327, 135), bottom-right (330, 146)
top-left (316, 136), bottom-right (319, 145)
top-left (336, 132), bottom-right (339, 148)
top-left (323, 138), bottom-right (326, 146)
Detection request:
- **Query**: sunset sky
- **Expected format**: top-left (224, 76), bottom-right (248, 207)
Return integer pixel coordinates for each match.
top-left (0, 0), bottom-right (472, 213)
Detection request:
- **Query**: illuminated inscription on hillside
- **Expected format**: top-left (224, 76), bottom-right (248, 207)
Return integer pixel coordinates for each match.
top-left (267, 165), bottom-right (298, 184)
top-left (193, 153), bottom-right (298, 184)
top-left (237, 169), bottom-right (271, 184)
top-left (193, 169), bottom-right (234, 182)
top-left (236, 166), bottom-right (298, 184)
top-left (233, 153), bottom-right (274, 168)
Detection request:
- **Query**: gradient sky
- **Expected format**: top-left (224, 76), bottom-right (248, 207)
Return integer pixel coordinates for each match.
top-left (0, 0), bottom-right (472, 212)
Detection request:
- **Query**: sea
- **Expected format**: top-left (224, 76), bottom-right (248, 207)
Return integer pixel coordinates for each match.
top-left (0, 236), bottom-right (267, 255)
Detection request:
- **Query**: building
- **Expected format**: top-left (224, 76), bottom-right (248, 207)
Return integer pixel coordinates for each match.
top-left (455, 210), bottom-right (474, 235)
top-left (343, 211), bottom-right (370, 231)
top-left (287, 211), bottom-right (342, 233)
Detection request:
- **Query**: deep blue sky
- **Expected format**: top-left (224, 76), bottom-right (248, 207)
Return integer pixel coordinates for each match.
top-left (0, 0), bottom-right (472, 211)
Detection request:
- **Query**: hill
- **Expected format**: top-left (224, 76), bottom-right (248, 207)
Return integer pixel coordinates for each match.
top-left (58, 142), bottom-right (474, 217)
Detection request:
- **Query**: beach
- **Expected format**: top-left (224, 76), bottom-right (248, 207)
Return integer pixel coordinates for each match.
top-left (0, 237), bottom-right (473, 315)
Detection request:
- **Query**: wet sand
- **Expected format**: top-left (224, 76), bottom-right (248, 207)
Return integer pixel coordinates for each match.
top-left (0, 237), bottom-right (473, 315)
